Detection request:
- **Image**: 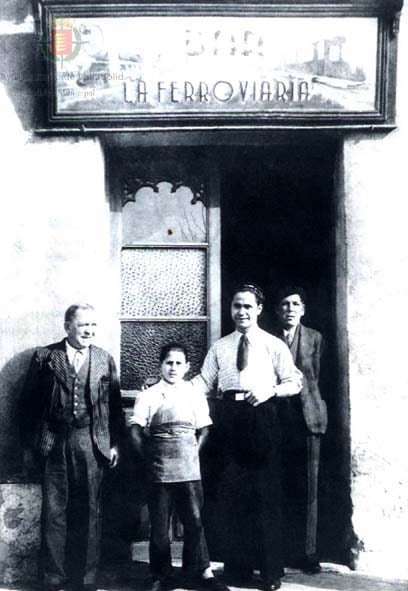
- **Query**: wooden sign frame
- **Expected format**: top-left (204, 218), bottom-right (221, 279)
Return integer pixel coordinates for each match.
top-left (35, 1), bottom-right (404, 131)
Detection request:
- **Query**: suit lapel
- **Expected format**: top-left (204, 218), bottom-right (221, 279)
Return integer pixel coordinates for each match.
top-left (290, 325), bottom-right (300, 362)
top-left (297, 324), bottom-right (312, 368)
top-left (47, 340), bottom-right (69, 387)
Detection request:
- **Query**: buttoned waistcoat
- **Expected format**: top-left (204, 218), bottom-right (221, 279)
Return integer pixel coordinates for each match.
top-left (20, 340), bottom-right (124, 460)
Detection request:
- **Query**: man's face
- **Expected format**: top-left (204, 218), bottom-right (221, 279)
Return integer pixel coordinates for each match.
top-left (276, 293), bottom-right (305, 329)
top-left (231, 291), bottom-right (262, 333)
top-left (161, 350), bottom-right (190, 385)
top-left (64, 308), bottom-right (97, 349)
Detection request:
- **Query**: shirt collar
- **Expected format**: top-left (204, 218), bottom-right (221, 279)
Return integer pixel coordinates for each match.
top-left (283, 325), bottom-right (299, 338)
top-left (65, 339), bottom-right (88, 363)
top-left (234, 325), bottom-right (261, 344)
top-left (159, 378), bottom-right (187, 395)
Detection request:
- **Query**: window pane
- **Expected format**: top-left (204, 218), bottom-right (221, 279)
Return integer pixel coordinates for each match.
top-left (122, 182), bottom-right (207, 244)
top-left (121, 247), bottom-right (207, 317)
top-left (120, 321), bottom-right (207, 389)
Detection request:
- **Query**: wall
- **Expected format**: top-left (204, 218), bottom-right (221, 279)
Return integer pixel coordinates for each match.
top-left (1, 0), bottom-right (408, 584)
top-left (0, 3), bottom-right (121, 582)
top-left (341, 6), bottom-right (408, 579)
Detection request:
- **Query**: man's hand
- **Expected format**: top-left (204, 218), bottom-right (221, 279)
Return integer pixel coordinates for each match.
top-left (197, 426), bottom-right (210, 452)
top-left (244, 390), bottom-right (276, 407)
top-left (109, 446), bottom-right (119, 468)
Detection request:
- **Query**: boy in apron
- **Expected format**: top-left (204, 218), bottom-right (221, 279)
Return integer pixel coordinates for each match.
top-left (129, 342), bottom-right (228, 591)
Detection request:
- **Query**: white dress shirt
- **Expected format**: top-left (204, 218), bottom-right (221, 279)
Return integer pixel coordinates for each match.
top-left (129, 378), bottom-right (212, 430)
top-left (197, 327), bottom-right (302, 398)
top-left (65, 339), bottom-right (88, 372)
top-left (283, 326), bottom-right (298, 347)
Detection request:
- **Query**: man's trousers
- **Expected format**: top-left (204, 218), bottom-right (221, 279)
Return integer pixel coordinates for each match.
top-left (41, 426), bottom-right (104, 589)
top-left (217, 397), bottom-right (284, 581)
top-left (279, 395), bottom-right (321, 562)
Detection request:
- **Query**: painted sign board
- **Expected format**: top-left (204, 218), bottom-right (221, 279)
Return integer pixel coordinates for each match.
top-left (36, 1), bottom-right (403, 130)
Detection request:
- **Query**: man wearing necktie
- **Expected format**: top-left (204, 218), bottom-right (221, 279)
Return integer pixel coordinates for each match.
top-left (20, 304), bottom-right (124, 591)
top-left (196, 284), bottom-right (302, 591)
top-left (274, 287), bottom-right (327, 575)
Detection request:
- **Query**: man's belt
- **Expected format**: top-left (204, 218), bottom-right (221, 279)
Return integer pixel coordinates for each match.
top-left (220, 389), bottom-right (248, 402)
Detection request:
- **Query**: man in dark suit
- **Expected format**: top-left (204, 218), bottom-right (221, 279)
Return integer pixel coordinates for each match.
top-left (20, 304), bottom-right (124, 591)
top-left (274, 287), bottom-right (327, 574)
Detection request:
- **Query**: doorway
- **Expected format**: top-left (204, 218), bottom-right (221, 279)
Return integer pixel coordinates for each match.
top-left (220, 141), bottom-right (336, 336)
top-left (217, 139), bottom-right (351, 564)
top-left (103, 137), bottom-right (352, 567)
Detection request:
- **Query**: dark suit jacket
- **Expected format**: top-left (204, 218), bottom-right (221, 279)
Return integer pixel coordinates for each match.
top-left (20, 340), bottom-right (124, 460)
top-left (277, 324), bottom-right (327, 435)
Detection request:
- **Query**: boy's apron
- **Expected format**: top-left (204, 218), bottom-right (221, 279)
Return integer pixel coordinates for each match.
top-left (147, 397), bottom-right (201, 482)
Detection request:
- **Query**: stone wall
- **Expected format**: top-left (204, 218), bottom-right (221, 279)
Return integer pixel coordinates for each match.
top-left (0, 484), bottom-right (41, 584)
top-left (0, 6), bottom-right (121, 483)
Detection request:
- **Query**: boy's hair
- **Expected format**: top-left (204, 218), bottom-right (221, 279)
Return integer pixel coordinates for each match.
top-left (159, 342), bottom-right (189, 363)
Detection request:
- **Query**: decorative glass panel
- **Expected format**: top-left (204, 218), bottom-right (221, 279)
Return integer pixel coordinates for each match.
top-left (122, 182), bottom-right (207, 244)
top-left (121, 321), bottom-right (207, 389)
top-left (121, 247), bottom-right (207, 317)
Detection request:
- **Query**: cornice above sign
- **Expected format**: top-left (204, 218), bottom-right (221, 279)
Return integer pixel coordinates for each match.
top-left (35, 1), bottom-right (404, 131)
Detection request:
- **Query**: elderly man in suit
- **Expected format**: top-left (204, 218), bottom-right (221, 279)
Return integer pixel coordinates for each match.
top-left (20, 304), bottom-right (124, 591)
top-left (274, 287), bottom-right (327, 574)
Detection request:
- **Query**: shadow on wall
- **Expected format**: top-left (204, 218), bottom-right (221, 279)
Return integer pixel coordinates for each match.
top-left (0, 348), bottom-right (39, 481)
top-left (0, 22), bottom-right (45, 131)
top-left (0, 346), bottom-right (43, 584)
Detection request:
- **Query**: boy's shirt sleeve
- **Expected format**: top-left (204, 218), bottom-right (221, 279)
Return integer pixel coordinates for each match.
top-left (190, 382), bottom-right (213, 429)
top-left (129, 389), bottom-right (153, 427)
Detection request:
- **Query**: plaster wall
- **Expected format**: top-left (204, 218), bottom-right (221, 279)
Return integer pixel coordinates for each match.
top-left (342, 6), bottom-right (408, 579)
top-left (0, 15), bottom-right (121, 576)
top-left (1, 0), bottom-right (408, 584)
top-left (0, 102), bottom-right (121, 474)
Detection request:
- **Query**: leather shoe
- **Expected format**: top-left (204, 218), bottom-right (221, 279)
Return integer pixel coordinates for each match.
top-left (288, 555), bottom-right (321, 574)
top-left (262, 579), bottom-right (281, 591)
top-left (222, 566), bottom-right (252, 585)
top-left (158, 575), bottom-right (178, 591)
top-left (302, 556), bottom-right (322, 574)
top-left (198, 577), bottom-right (230, 591)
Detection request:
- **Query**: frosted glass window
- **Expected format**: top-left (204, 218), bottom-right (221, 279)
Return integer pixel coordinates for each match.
top-left (121, 248), bottom-right (207, 317)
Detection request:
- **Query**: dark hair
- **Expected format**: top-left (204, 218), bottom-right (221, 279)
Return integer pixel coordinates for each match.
top-left (159, 342), bottom-right (189, 363)
top-left (232, 283), bottom-right (265, 305)
top-left (275, 286), bottom-right (307, 306)
top-left (64, 303), bottom-right (95, 323)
